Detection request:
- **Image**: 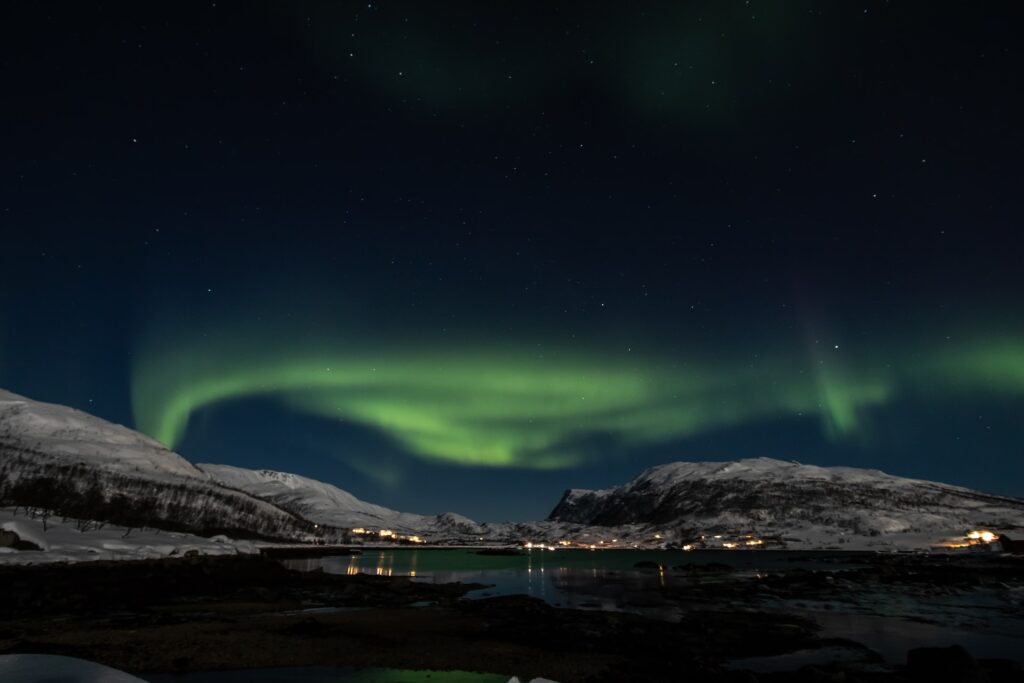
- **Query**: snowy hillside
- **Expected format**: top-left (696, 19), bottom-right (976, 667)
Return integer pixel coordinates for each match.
top-left (199, 464), bottom-right (493, 539)
top-left (0, 389), bottom-right (312, 541)
top-left (548, 457), bottom-right (1024, 549)
top-left (5, 387), bottom-right (1023, 553)
top-left (0, 388), bottom-right (487, 546)
top-left (0, 389), bottom-right (207, 480)
top-left (199, 464), bottom-right (433, 531)
top-left (0, 507), bottom-right (258, 564)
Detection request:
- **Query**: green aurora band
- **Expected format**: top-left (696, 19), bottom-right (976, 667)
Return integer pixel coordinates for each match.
top-left (130, 326), bottom-right (1024, 469)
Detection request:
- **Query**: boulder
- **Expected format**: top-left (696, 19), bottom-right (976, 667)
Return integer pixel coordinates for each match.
top-left (0, 529), bottom-right (43, 551)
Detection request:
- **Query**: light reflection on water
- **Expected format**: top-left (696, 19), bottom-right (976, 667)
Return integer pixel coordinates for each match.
top-left (286, 548), bottom-right (830, 593)
top-left (286, 548), bottom-right (843, 610)
top-left (283, 549), bottom-right (1024, 664)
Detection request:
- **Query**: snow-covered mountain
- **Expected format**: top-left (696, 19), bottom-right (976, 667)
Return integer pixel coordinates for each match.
top-left (0, 388), bottom-right (492, 543)
top-left (548, 457), bottom-right (1024, 548)
top-left (0, 389), bottom-right (311, 540)
top-left (198, 464), bottom-right (493, 540)
top-left (0, 389), bottom-right (207, 480)
top-left (5, 388), bottom-right (1024, 552)
top-left (198, 464), bottom-right (433, 531)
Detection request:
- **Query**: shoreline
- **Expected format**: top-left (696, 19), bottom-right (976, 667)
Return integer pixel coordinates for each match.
top-left (2, 553), bottom-right (1023, 682)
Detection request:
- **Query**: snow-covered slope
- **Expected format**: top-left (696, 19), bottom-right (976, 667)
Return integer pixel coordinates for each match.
top-left (6, 387), bottom-right (1022, 552)
top-left (0, 389), bottom-right (311, 541)
top-left (548, 457), bottom-right (1024, 548)
top-left (198, 464), bottom-right (434, 532)
top-left (198, 464), bottom-right (493, 539)
top-left (0, 507), bottom-right (257, 564)
top-left (0, 389), bottom-right (207, 480)
top-left (0, 388), bottom-right (482, 544)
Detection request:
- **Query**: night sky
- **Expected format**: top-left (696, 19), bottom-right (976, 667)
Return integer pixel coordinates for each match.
top-left (1, 2), bottom-right (1022, 521)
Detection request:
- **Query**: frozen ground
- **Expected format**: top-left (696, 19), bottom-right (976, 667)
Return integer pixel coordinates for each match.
top-left (0, 507), bottom-right (257, 564)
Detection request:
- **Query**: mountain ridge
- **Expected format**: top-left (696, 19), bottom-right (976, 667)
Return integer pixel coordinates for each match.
top-left (548, 456), bottom-right (1024, 547)
top-left (0, 389), bottom-right (314, 540)
top-left (0, 389), bottom-right (208, 481)
top-left (197, 463), bottom-right (435, 532)
top-left (4, 388), bottom-right (1024, 551)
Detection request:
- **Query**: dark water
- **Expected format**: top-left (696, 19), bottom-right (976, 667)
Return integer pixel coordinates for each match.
top-left (284, 547), bottom-right (850, 574)
top-left (282, 548), bottom-right (1024, 665)
top-left (136, 549), bottom-right (1024, 681)
top-left (282, 547), bottom-right (851, 601)
top-left (285, 547), bottom-right (859, 618)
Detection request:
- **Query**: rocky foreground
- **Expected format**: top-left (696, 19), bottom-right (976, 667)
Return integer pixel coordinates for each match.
top-left (1, 553), bottom-right (1023, 682)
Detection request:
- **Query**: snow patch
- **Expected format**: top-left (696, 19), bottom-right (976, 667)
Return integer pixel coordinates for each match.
top-left (0, 508), bottom-right (259, 564)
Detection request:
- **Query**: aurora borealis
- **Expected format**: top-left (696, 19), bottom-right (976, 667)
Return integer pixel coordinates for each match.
top-left (131, 321), bottom-right (1024, 472)
top-left (133, 330), bottom-right (888, 469)
top-left (1, 3), bottom-right (1022, 519)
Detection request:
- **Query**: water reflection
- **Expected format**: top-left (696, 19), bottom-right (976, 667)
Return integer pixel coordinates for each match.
top-left (283, 548), bottom-right (797, 617)
top-left (279, 549), bottom-right (1024, 664)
